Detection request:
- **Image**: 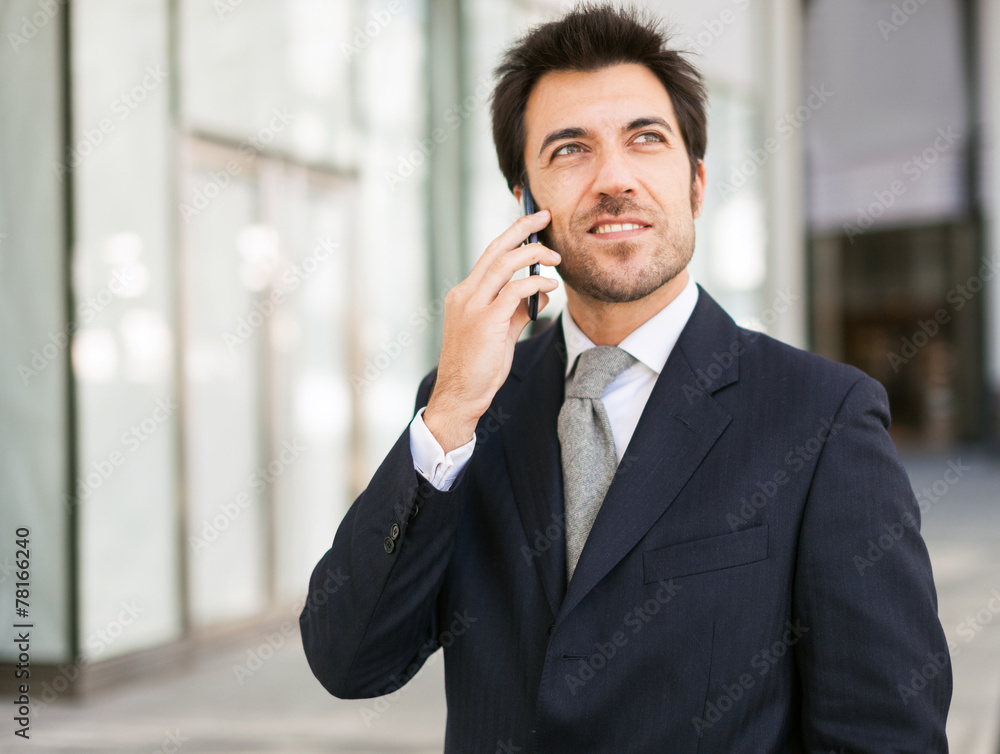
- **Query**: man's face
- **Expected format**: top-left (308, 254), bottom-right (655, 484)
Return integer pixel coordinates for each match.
top-left (519, 63), bottom-right (705, 304)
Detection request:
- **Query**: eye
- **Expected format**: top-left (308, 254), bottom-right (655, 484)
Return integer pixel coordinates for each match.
top-left (553, 143), bottom-right (585, 156)
top-left (633, 132), bottom-right (665, 144)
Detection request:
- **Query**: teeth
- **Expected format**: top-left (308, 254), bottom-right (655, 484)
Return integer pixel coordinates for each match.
top-left (593, 223), bottom-right (644, 234)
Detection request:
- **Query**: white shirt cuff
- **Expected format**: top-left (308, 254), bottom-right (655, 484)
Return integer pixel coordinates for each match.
top-left (409, 407), bottom-right (476, 491)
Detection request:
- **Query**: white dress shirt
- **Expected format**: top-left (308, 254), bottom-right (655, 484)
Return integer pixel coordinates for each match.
top-left (409, 275), bottom-right (700, 490)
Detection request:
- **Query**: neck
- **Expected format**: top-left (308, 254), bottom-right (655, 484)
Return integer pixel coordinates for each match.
top-left (565, 268), bottom-right (689, 346)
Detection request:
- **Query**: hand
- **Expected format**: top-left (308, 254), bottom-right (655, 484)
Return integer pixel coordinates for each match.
top-left (424, 210), bottom-right (561, 452)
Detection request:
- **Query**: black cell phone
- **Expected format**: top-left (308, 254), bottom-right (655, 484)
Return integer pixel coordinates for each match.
top-left (520, 184), bottom-right (541, 321)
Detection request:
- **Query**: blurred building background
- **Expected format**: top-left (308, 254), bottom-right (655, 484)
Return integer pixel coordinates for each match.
top-left (0, 0), bottom-right (998, 751)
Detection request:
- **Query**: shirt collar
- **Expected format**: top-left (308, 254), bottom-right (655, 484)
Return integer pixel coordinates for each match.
top-left (561, 273), bottom-right (699, 378)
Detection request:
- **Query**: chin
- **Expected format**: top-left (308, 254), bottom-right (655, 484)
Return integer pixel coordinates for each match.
top-left (562, 266), bottom-right (680, 304)
top-left (554, 224), bottom-right (694, 304)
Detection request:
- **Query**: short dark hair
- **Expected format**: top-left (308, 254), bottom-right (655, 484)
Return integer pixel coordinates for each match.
top-left (490, 4), bottom-right (707, 191)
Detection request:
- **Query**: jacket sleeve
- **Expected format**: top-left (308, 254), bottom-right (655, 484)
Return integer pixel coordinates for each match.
top-left (299, 369), bottom-right (468, 699)
top-left (794, 375), bottom-right (952, 752)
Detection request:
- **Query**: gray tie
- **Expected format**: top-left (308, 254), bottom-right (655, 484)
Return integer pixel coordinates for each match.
top-left (558, 346), bottom-right (636, 582)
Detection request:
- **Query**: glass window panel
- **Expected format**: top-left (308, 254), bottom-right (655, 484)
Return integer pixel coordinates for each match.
top-left (182, 141), bottom-right (267, 626)
top-left (353, 0), bottom-right (431, 475)
top-left (0, 0), bottom-right (73, 664)
top-left (259, 163), bottom-right (354, 598)
top-left (180, 0), bottom-right (356, 169)
top-left (71, 0), bottom-right (182, 660)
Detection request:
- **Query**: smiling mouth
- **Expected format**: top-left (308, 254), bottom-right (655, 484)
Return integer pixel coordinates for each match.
top-left (588, 222), bottom-right (651, 235)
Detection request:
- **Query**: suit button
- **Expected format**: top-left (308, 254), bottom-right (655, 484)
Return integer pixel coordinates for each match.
top-left (383, 537), bottom-right (395, 554)
top-left (547, 624), bottom-right (555, 636)
top-left (390, 523), bottom-right (400, 540)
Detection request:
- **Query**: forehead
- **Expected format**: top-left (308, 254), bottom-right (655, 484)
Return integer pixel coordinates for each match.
top-left (523, 63), bottom-right (680, 149)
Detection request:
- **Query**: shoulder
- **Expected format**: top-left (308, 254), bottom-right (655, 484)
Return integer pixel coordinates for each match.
top-left (735, 327), bottom-right (889, 421)
top-left (742, 328), bottom-right (866, 388)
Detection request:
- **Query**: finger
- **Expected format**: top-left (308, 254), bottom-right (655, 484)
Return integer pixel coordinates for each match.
top-left (509, 290), bottom-right (552, 338)
top-left (492, 274), bottom-right (560, 319)
top-left (466, 210), bottom-right (552, 288)
top-left (472, 243), bottom-right (561, 308)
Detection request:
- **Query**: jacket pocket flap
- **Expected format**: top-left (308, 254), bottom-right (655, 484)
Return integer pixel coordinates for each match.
top-left (643, 525), bottom-right (768, 583)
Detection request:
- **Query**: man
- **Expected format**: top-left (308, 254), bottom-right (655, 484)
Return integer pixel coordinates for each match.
top-left (301, 6), bottom-right (951, 752)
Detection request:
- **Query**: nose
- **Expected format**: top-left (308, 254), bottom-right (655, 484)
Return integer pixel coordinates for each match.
top-left (590, 146), bottom-right (637, 199)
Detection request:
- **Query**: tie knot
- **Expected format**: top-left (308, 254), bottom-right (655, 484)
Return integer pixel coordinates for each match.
top-left (567, 346), bottom-right (636, 399)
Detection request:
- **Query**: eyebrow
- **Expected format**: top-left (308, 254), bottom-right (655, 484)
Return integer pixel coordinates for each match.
top-left (538, 127), bottom-right (590, 157)
top-left (625, 116), bottom-right (675, 135)
top-left (537, 117), bottom-right (676, 158)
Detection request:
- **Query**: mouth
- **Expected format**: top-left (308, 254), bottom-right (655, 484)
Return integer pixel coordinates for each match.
top-left (587, 218), bottom-right (652, 238)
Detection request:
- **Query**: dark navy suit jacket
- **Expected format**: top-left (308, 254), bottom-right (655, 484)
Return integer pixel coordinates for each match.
top-left (301, 287), bottom-right (951, 753)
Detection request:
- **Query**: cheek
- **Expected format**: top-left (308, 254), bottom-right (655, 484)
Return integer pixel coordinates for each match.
top-left (541, 217), bottom-right (573, 249)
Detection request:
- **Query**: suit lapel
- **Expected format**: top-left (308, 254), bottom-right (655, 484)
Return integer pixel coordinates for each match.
top-left (558, 289), bottom-right (740, 622)
top-left (502, 319), bottom-right (569, 618)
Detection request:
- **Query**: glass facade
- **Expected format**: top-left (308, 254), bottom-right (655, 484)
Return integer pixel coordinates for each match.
top-left (0, 0), bottom-right (73, 663)
top-left (0, 0), bottom-right (429, 664)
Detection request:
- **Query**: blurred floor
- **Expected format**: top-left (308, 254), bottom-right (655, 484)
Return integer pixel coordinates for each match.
top-left (0, 454), bottom-right (997, 754)
top-left (905, 451), bottom-right (1000, 754)
top-left (0, 621), bottom-right (449, 753)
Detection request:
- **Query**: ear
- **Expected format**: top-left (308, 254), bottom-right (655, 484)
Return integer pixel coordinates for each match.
top-left (691, 160), bottom-right (707, 219)
top-left (513, 185), bottom-right (523, 204)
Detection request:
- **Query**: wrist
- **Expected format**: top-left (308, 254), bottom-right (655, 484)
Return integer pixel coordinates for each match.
top-left (423, 399), bottom-right (480, 454)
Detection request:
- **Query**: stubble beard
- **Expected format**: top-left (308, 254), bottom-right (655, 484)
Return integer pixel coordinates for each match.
top-left (543, 191), bottom-right (697, 304)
